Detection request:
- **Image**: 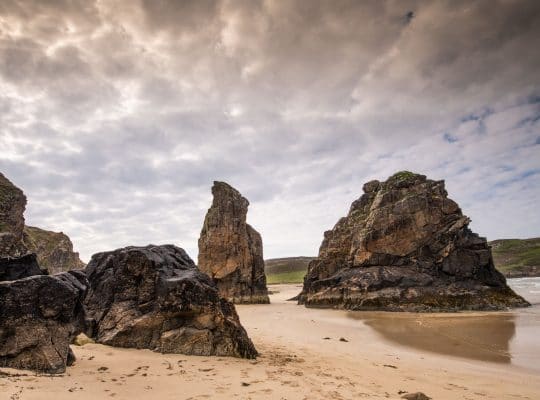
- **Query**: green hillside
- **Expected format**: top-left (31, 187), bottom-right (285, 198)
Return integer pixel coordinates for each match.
top-left (265, 257), bottom-right (313, 284)
top-left (263, 238), bottom-right (540, 284)
top-left (490, 238), bottom-right (540, 278)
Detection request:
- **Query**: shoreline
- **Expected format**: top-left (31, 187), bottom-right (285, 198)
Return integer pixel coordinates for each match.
top-left (1, 283), bottom-right (539, 399)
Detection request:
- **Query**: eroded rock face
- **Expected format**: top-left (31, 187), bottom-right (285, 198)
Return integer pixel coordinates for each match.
top-left (23, 226), bottom-right (85, 273)
top-left (198, 182), bottom-right (269, 304)
top-left (299, 172), bottom-right (529, 311)
top-left (0, 268), bottom-right (87, 373)
top-left (0, 172), bottom-right (84, 273)
top-left (84, 244), bottom-right (257, 359)
top-left (0, 172), bottom-right (27, 257)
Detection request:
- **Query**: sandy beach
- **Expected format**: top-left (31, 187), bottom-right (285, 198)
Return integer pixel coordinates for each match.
top-left (1, 282), bottom-right (539, 400)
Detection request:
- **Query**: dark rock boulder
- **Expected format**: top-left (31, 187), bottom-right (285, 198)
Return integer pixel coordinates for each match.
top-left (0, 269), bottom-right (87, 373)
top-left (299, 171), bottom-right (530, 311)
top-left (84, 244), bottom-right (257, 358)
top-left (0, 253), bottom-right (44, 281)
top-left (198, 181), bottom-right (269, 304)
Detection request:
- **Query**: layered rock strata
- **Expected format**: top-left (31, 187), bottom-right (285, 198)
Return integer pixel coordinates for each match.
top-left (0, 267), bottom-right (87, 373)
top-left (198, 182), bottom-right (269, 304)
top-left (84, 244), bottom-right (257, 358)
top-left (299, 171), bottom-right (529, 311)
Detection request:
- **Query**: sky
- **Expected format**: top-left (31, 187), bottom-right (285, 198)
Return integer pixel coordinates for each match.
top-left (0, 0), bottom-right (539, 262)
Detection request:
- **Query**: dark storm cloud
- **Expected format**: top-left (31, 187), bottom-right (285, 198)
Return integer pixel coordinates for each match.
top-left (0, 0), bottom-right (539, 260)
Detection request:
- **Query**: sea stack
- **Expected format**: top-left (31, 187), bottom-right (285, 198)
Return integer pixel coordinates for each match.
top-left (198, 181), bottom-right (269, 304)
top-left (0, 171), bottom-right (84, 272)
top-left (299, 171), bottom-right (529, 311)
top-left (84, 244), bottom-right (258, 358)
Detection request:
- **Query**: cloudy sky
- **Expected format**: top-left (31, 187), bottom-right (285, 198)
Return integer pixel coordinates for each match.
top-left (1, 0), bottom-right (539, 262)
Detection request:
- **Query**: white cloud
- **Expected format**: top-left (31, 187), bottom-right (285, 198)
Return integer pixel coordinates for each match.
top-left (0, 0), bottom-right (539, 261)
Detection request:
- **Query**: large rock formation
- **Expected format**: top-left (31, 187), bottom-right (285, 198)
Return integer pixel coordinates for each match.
top-left (0, 172), bottom-right (27, 257)
top-left (84, 244), bottom-right (257, 358)
top-left (23, 226), bottom-right (85, 273)
top-left (0, 172), bottom-right (84, 273)
top-left (198, 182), bottom-right (269, 304)
top-left (299, 172), bottom-right (529, 311)
top-left (0, 266), bottom-right (87, 373)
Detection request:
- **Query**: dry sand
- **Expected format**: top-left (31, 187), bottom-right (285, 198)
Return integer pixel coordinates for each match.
top-left (1, 284), bottom-right (539, 399)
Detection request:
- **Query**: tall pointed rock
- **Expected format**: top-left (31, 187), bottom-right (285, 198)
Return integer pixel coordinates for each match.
top-left (198, 181), bottom-right (269, 304)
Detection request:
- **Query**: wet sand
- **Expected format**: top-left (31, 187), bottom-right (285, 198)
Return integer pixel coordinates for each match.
top-left (1, 282), bottom-right (539, 399)
top-left (348, 311), bottom-right (518, 364)
top-left (346, 278), bottom-right (540, 370)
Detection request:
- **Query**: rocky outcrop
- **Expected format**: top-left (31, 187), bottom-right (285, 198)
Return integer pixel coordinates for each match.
top-left (299, 171), bottom-right (529, 311)
top-left (198, 182), bottom-right (269, 304)
top-left (84, 244), bottom-right (257, 358)
top-left (0, 172), bottom-right (27, 257)
top-left (0, 172), bottom-right (84, 273)
top-left (23, 226), bottom-right (85, 273)
top-left (0, 253), bottom-right (44, 281)
top-left (0, 267), bottom-right (87, 373)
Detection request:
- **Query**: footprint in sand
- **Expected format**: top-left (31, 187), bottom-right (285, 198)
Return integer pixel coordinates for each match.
top-left (447, 383), bottom-right (468, 391)
top-left (163, 361), bottom-right (173, 370)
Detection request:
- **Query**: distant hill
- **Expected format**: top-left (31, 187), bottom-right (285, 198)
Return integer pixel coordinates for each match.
top-left (264, 238), bottom-right (540, 284)
top-left (489, 238), bottom-right (540, 278)
top-left (265, 257), bottom-right (314, 284)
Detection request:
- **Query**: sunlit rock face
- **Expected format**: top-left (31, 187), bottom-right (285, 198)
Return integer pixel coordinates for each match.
top-left (198, 182), bottom-right (269, 304)
top-left (299, 171), bottom-right (530, 311)
top-left (84, 244), bottom-right (258, 359)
